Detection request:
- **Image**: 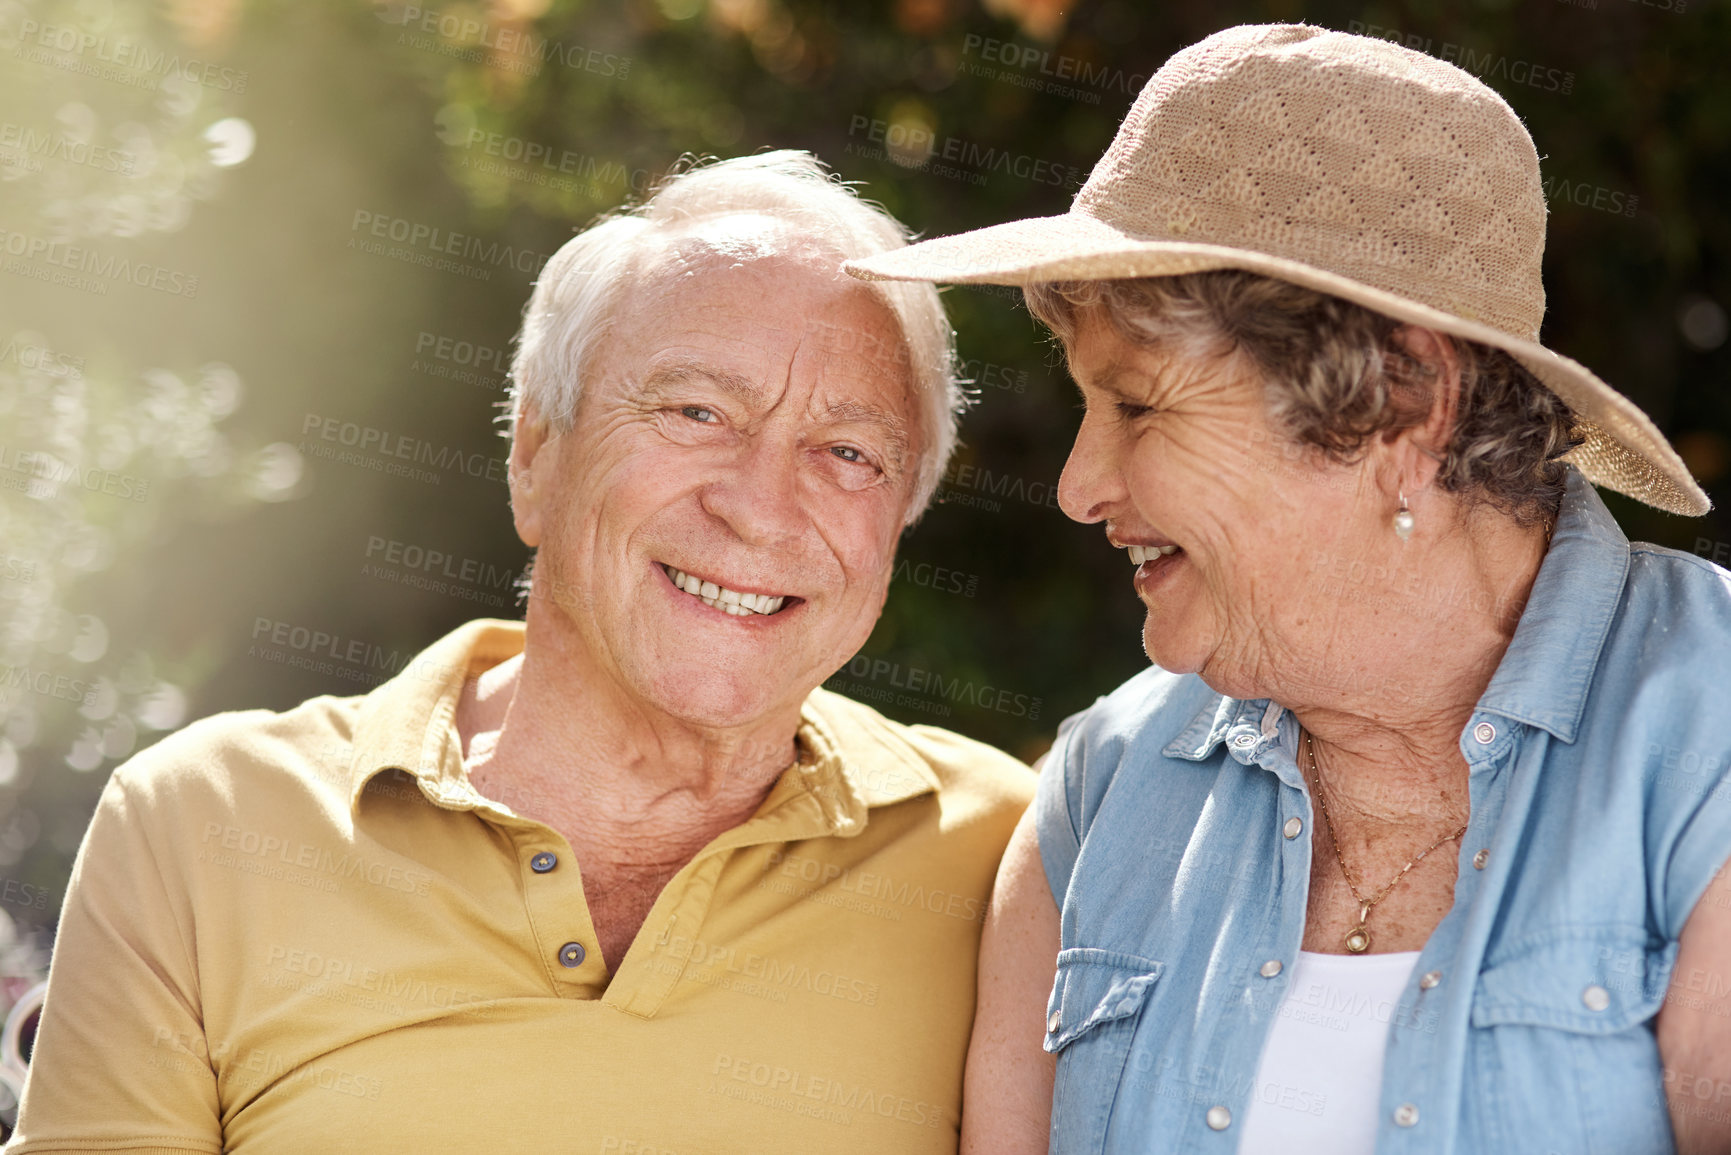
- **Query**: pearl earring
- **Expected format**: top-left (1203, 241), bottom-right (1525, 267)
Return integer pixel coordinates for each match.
top-left (1394, 491), bottom-right (1414, 541)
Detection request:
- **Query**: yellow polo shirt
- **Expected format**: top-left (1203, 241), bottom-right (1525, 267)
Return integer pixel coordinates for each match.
top-left (9, 619), bottom-right (1033, 1154)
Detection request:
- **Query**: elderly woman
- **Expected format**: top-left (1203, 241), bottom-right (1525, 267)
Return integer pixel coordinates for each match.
top-left (12, 152), bottom-right (1033, 1153)
top-left (850, 24), bottom-right (1731, 1155)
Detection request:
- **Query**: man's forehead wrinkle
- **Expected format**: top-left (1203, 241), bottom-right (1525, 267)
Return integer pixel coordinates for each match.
top-left (790, 321), bottom-right (915, 448)
top-left (637, 362), bottom-right (768, 405)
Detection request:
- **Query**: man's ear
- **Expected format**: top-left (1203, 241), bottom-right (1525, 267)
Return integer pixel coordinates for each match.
top-left (1374, 325), bottom-right (1461, 501)
top-left (508, 404), bottom-right (560, 548)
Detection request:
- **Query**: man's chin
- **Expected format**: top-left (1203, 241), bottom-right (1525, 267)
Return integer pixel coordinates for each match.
top-left (637, 671), bottom-right (801, 732)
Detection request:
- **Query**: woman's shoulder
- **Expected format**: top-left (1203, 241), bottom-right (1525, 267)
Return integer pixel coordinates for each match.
top-left (1607, 542), bottom-right (1731, 678)
top-left (1034, 667), bottom-right (1233, 903)
top-left (1039, 668), bottom-right (1226, 828)
top-left (1624, 541), bottom-right (1731, 621)
top-left (1052, 665), bottom-right (1225, 767)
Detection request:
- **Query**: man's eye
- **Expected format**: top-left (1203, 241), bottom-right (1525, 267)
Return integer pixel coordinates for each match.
top-left (1114, 401), bottom-right (1155, 420)
top-left (680, 406), bottom-right (717, 423)
top-left (830, 445), bottom-right (864, 463)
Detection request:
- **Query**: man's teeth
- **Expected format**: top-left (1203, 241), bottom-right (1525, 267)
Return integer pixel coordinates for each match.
top-left (1127, 544), bottom-right (1181, 564)
top-left (663, 565), bottom-right (787, 616)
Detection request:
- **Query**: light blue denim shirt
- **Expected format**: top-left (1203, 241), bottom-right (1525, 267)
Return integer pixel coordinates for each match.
top-left (1035, 468), bottom-right (1731, 1154)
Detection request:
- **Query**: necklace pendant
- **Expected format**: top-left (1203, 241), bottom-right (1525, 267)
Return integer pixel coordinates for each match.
top-left (1344, 901), bottom-right (1373, 954)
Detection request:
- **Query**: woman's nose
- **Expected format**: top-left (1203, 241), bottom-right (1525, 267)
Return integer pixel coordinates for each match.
top-left (1058, 409), bottom-right (1128, 525)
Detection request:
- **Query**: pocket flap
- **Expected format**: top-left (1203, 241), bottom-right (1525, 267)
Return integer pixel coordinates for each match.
top-left (1470, 928), bottom-right (1677, 1033)
top-left (1043, 947), bottom-right (1164, 1053)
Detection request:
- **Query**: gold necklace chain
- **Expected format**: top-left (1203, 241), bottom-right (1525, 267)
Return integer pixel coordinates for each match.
top-left (1304, 731), bottom-right (1468, 954)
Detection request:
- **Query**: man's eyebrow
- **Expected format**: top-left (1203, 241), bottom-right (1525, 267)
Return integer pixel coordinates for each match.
top-left (822, 398), bottom-right (910, 462)
top-left (636, 364), bottom-right (768, 406)
top-left (631, 365), bottom-right (910, 463)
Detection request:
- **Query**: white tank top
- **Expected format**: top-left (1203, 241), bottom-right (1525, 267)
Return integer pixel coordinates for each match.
top-left (1236, 949), bottom-right (1421, 1154)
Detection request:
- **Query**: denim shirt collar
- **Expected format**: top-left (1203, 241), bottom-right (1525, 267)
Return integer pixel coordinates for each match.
top-left (1162, 468), bottom-right (1631, 768)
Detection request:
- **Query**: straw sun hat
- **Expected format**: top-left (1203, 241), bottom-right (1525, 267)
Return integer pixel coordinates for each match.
top-left (845, 22), bottom-right (1710, 517)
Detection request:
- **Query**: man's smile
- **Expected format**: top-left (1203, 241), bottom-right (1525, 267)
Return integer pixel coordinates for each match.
top-left (659, 562), bottom-right (794, 617)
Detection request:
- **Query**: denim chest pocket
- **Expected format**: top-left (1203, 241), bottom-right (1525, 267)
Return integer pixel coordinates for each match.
top-left (1044, 948), bottom-right (1164, 1155)
top-left (1467, 929), bottom-right (1678, 1154)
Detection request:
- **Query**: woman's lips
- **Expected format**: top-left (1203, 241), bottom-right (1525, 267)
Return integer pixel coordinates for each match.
top-left (1131, 547), bottom-right (1186, 591)
top-left (1126, 543), bottom-right (1181, 564)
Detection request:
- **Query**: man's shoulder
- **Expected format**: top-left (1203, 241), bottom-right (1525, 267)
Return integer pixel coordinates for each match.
top-left (803, 686), bottom-right (1034, 808)
top-left (106, 691), bottom-right (364, 822)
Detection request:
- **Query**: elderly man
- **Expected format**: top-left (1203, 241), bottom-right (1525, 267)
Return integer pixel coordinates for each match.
top-left (8, 151), bottom-right (1033, 1153)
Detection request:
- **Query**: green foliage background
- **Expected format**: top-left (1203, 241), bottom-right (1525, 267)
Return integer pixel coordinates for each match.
top-left (2, 0), bottom-right (1728, 943)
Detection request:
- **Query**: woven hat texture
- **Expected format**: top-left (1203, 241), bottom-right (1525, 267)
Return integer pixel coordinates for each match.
top-left (847, 23), bottom-right (1708, 516)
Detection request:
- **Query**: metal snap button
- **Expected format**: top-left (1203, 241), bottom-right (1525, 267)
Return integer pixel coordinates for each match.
top-left (1205, 1106), bottom-right (1231, 1131)
top-left (1394, 1103), bottom-right (1419, 1127)
top-left (1472, 848), bottom-right (1489, 870)
top-left (1283, 816), bottom-right (1304, 839)
top-left (1419, 970), bottom-right (1441, 990)
top-left (1473, 721), bottom-right (1497, 744)
top-left (1582, 985), bottom-right (1610, 1012)
top-left (1260, 959), bottom-right (1283, 978)
top-left (1046, 1010), bottom-right (1061, 1033)
top-left (1232, 733), bottom-right (1257, 749)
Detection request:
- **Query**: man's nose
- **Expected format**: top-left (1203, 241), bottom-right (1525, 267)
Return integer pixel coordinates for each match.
top-left (1058, 410), bottom-right (1129, 525)
top-left (697, 432), bottom-right (807, 548)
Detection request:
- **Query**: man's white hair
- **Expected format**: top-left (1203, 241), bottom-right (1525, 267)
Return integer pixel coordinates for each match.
top-left (507, 150), bottom-right (965, 516)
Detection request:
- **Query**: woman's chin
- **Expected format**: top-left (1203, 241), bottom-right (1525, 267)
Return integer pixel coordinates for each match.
top-left (1141, 619), bottom-right (1205, 674)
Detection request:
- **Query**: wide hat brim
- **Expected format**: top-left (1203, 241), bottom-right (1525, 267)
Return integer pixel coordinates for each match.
top-left (847, 212), bottom-right (1711, 518)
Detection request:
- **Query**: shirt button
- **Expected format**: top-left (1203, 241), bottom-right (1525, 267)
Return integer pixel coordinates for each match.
top-left (1394, 1103), bottom-right (1419, 1127)
top-left (1205, 1105), bottom-right (1231, 1130)
top-left (1046, 1010), bottom-right (1061, 1033)
top-left (1260, 959), bottom-right (1283, 978)
top-left (1473, 721), bottom-right (1497, 744)
top-left (1232, 733), bottom-right (1257, 749)
top-left (1419, 970), bottom-right (1441, 990)
top-left (530, 851), bottom-right (558, 873)
top-left (1582, 985), bottom-right (1611, 1012)
top-left (558, 941), bottom-right (587, 968)
top-left (1283, 816), bottom-right (1304, 839)
top-left (1472, 848), bottom-right (1489, 870)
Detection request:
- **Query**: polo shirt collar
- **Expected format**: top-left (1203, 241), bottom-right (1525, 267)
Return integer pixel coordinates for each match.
top-left (799, 687), bottom-right (942, 812)
top-left (347, 620), bottom-right (938, 826)
top-left (1162, 467), bottom-right (1630, 762)
top-left (348, 618), bottom-right (521, 814)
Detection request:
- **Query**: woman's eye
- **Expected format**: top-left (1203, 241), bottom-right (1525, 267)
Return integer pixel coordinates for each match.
top-left (680, 406), bottom-right (717, 423)
top-left (830, 446), bottom-right (864, 463)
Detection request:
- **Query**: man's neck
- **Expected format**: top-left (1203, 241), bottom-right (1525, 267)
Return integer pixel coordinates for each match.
top-left (453, 625), bottom-right (804, 870)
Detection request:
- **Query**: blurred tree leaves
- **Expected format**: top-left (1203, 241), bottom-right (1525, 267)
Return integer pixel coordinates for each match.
top-left (0, 0), bottom-right (298, 948)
